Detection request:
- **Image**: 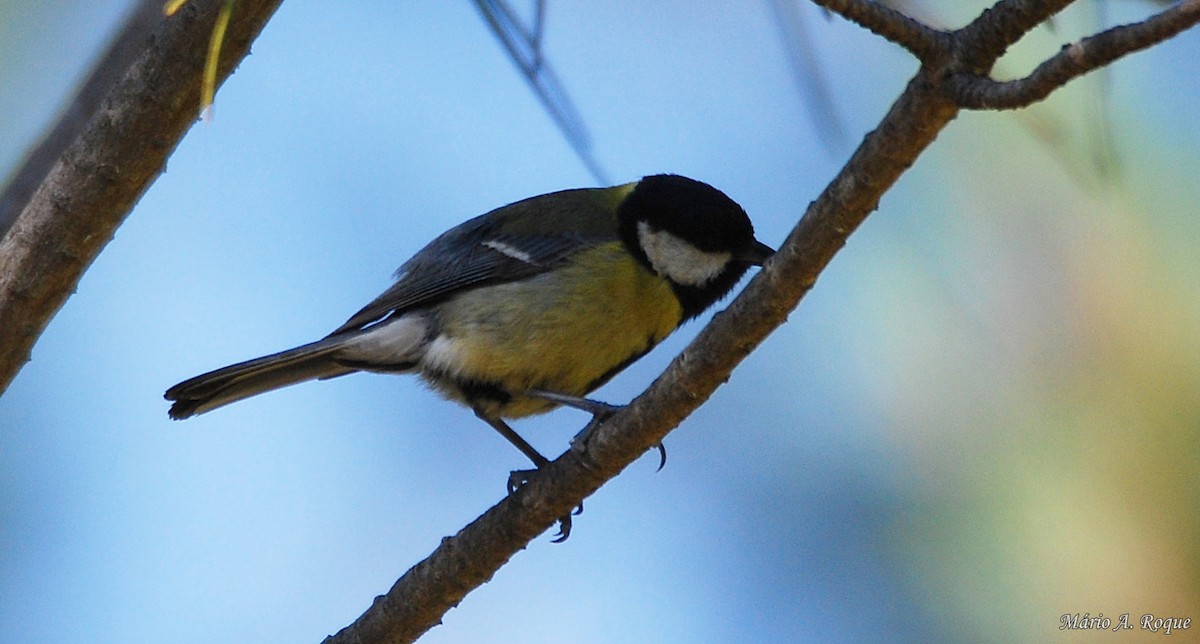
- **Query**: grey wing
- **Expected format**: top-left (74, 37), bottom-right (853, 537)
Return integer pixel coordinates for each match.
top-left (327, 229), bottom-right (605, 336)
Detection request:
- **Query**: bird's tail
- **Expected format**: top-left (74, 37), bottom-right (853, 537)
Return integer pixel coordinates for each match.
top-left (165, 338), bottom-right (353, 419)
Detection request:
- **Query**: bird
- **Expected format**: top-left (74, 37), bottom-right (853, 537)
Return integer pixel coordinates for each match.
top-left (166, 174), bottom-right (773, 473)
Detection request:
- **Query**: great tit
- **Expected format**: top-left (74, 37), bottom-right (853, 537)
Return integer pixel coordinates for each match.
top-left (166, 174), bottom-right (773, 468)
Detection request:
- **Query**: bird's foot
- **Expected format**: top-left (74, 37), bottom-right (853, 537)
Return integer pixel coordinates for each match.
top-left (566, 407), bottom-right (667, 472)
top-left (506, 466), bottom-right (583, 543)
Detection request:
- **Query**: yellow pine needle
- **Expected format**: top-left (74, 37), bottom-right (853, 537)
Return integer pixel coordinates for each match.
top-left (163, 0), bottom-right (188, 15)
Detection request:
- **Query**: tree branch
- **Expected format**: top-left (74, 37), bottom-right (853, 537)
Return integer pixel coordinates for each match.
top-left (0, 2), bottom-right (161, 238)
top-left (0, 0), bottom-right (284, 394)
top-left (324, 1), bottom-right (1199, 641)
top-left (323, 54), bottom-right (964, 644)
top-left (947, 0), bottom-right (1200, 109)
top-left (2, 0), bottom-right (1194, 641)
top-left (808, 0), bottom-right (951, 62)
top-left (955, 0), bottom-right (1076, 71)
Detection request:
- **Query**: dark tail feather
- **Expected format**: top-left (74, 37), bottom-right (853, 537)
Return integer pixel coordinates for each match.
top-left (165, 338), bottom-right (353, 419)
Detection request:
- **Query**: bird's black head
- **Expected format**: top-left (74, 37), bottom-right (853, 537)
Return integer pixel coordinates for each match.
top-left (618, 174), bottom-right (774, 319)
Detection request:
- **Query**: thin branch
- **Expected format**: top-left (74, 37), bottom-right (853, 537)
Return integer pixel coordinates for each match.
top-left (771, 0), bottom-right (849, 152)
top-left (955, 0), bottom-right (1076, 71)
top-left (471, 0), bottom-right (610, 184)
top-left (948, 0), bottom-right (1200, 109)
top-left (808, 0), bottom-right (951, 62)
top-left (0, 0), bottom-right (284, 394)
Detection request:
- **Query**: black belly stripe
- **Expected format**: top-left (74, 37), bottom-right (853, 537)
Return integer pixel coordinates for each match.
top-left (454, 378), bottom-right (513, 406)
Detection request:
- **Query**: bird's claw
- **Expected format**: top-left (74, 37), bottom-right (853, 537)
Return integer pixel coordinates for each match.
top-left (550, 501), bottom-right (585, 542)
top-left (569, 412), bottom-right (668, 473)
top-left (551, 514), bottom-right (573, 542)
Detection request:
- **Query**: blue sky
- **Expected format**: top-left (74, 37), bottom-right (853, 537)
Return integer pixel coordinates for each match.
top-left (2, 2), bottom-right (1198, 642)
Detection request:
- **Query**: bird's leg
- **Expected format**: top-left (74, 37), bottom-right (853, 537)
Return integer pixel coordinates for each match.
top-left (473, 408), bottom-right (552, 493)
top-left (473, 408), bottom-right (575, 541)
top-left (526, 389), bottom-right (621, 417)
top-left (474, 407), bottom-right (549, 470)
top-left (527, 389), bottom-right (667, 471)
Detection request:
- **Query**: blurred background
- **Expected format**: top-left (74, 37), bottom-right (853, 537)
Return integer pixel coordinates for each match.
top-left (1, 1), bottom-right (1197, 642)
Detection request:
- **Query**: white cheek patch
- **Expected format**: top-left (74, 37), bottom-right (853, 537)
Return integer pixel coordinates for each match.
top-left (637, 221), bottom-right (732, 287)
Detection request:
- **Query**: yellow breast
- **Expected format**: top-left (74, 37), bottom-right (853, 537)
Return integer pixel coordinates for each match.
top-left (423, 242), bottom-right (682, 417)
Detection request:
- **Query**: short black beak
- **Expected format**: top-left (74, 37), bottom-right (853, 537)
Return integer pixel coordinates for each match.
top-left (738, 239), bottom-right (775, 266)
